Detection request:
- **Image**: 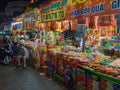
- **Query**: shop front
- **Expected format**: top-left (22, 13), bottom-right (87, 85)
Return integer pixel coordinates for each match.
top-left (12, 0), bottom-right (120, 90)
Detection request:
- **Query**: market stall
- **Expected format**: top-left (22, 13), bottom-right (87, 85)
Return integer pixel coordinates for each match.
top-left (76, 65), bottom-right (120, 90)
top-left (36, 0), bottom-right (120, 90)
top-left (10, 0), bottom-right (120, 89)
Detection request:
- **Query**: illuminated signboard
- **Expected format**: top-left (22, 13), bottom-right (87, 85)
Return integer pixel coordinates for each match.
top-left (69, 0), bottom-right (86, 6)
top-left (42, 10), bottom-right (65, 21)
top-left (43, 0), bottom-right (68, 12)
top-left (70, 0), bottom-right (120, 17)
top-left (40, 0), bottom-right (120, 22)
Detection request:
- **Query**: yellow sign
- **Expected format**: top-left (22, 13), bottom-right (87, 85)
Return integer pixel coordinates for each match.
top-left (42, 10), bottom-right (65, 21)
top-left (69, 0), bottom-right (86, 6)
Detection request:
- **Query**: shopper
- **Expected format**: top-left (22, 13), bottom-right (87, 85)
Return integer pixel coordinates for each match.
top-left (12, 42), bottom-right (21, 65)
top-left (17, 44), bottom-right (29, 69)
top-left (5, 36), bottom-right (13, 45)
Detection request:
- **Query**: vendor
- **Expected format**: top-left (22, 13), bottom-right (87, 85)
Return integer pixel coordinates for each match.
top-left (73, 38), bottom-right (79, 48)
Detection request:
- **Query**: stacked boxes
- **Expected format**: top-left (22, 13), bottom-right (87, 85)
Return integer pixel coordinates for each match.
top-left (86, 72), bottom-right (92, 90)
top-left (86, 72), bottom-right (100, 90)
top-left (76, 68), bottom-right (86, 90)
top-left (91, 74), bottom-right (100, 90)
top-left (113, 83), bottom-right (120, 90)
top-left (99, 78), bottom-right (107, 90)
top-left (106, 81), bottom-right (114, 90)
top-left (77, 66), bottom-right (120, 90)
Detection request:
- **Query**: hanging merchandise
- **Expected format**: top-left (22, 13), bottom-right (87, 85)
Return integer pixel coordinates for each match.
top-left (55, 22), bottom-right (62, 32)
top-left (77, 17), bottom-right (88, 25)
top-left (99, 26), bottom-right (109, 37)
top-left (99, 15), bottom-right (112, 26)
top-left (94, 16), bottom-right (99, 30)
top-left (49, 22), bottom-right (54, 31)
top-left (46, 31), bottom-right (56, 45)
top-left (71, 19), bottom-right (77, 30)
top-left (98, 15), bottom-right (115, 37)
top-left (46, 22), bottom-right (51, 31)
top-left (87, 28), bottom-right (90, 34)
top-left (61, 20), bottom-right (70, 31)
top-left (22, 9), bottom-right (38, 30)
top-left (89, 16), bottom-right (95, 28)
top-left (85, 16), bottom-right (99, 46)
top-left (39, 23), bottom-right (45, 31)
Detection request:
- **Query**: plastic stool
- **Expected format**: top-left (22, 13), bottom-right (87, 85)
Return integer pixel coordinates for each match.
top-left (42, 66), bottom-right (48, 74)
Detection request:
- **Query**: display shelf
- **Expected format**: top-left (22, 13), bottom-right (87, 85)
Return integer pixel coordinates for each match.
top-left (78, 65), bottom-right (120, 84)
top-left (76, 65), bottom-right (120, 90)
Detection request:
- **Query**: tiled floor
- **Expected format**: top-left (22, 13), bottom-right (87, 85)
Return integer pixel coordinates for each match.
top-left (0, 65), bottom-right (66, 90)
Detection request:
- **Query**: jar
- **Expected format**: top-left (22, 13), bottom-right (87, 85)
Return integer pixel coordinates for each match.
top-left (104, 49), bottom-right (109, 55)
top-left (114, 49), bottom-right (119, 57)
top-left (109, 48), bottom-right (114, 56)
top-left (119, 49), bottom-right (120, 58)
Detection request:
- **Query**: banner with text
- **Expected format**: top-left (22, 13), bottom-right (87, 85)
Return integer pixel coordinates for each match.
top-left (39, 0), bottom-right (69, 22)
top-left (69, 0), bottom-right (120, 18)
top-left (39, 0), bottom-right (120, 21)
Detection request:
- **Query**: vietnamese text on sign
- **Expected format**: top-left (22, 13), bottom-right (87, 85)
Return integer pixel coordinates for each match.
top-left (43, 0), bottom-right (68, 12)
top-left (42, 10), bottom-right (65, 21)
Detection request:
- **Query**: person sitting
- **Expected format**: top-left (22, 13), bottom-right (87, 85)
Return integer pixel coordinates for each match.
top-left (17, 44), bottom-right (29, 69)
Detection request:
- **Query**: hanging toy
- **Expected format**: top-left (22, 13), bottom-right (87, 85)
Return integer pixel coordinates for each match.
top-left (87, 28), bottom-right (91, 34)
top-left (85, 48), bottom-right (91, 54)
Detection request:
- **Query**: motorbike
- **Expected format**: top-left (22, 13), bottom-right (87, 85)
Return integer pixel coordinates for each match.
top-left (0, 47), bottom-right (12, 64)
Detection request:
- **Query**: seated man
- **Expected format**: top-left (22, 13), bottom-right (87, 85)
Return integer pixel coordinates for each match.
top-left (18, 44), bottom-right (29, 68)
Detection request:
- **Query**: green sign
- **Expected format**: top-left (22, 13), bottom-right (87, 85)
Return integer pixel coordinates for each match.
top-left (42, 10), bottom-right (65, 21)
top-left (43, 0), bottom-right (68, 12)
